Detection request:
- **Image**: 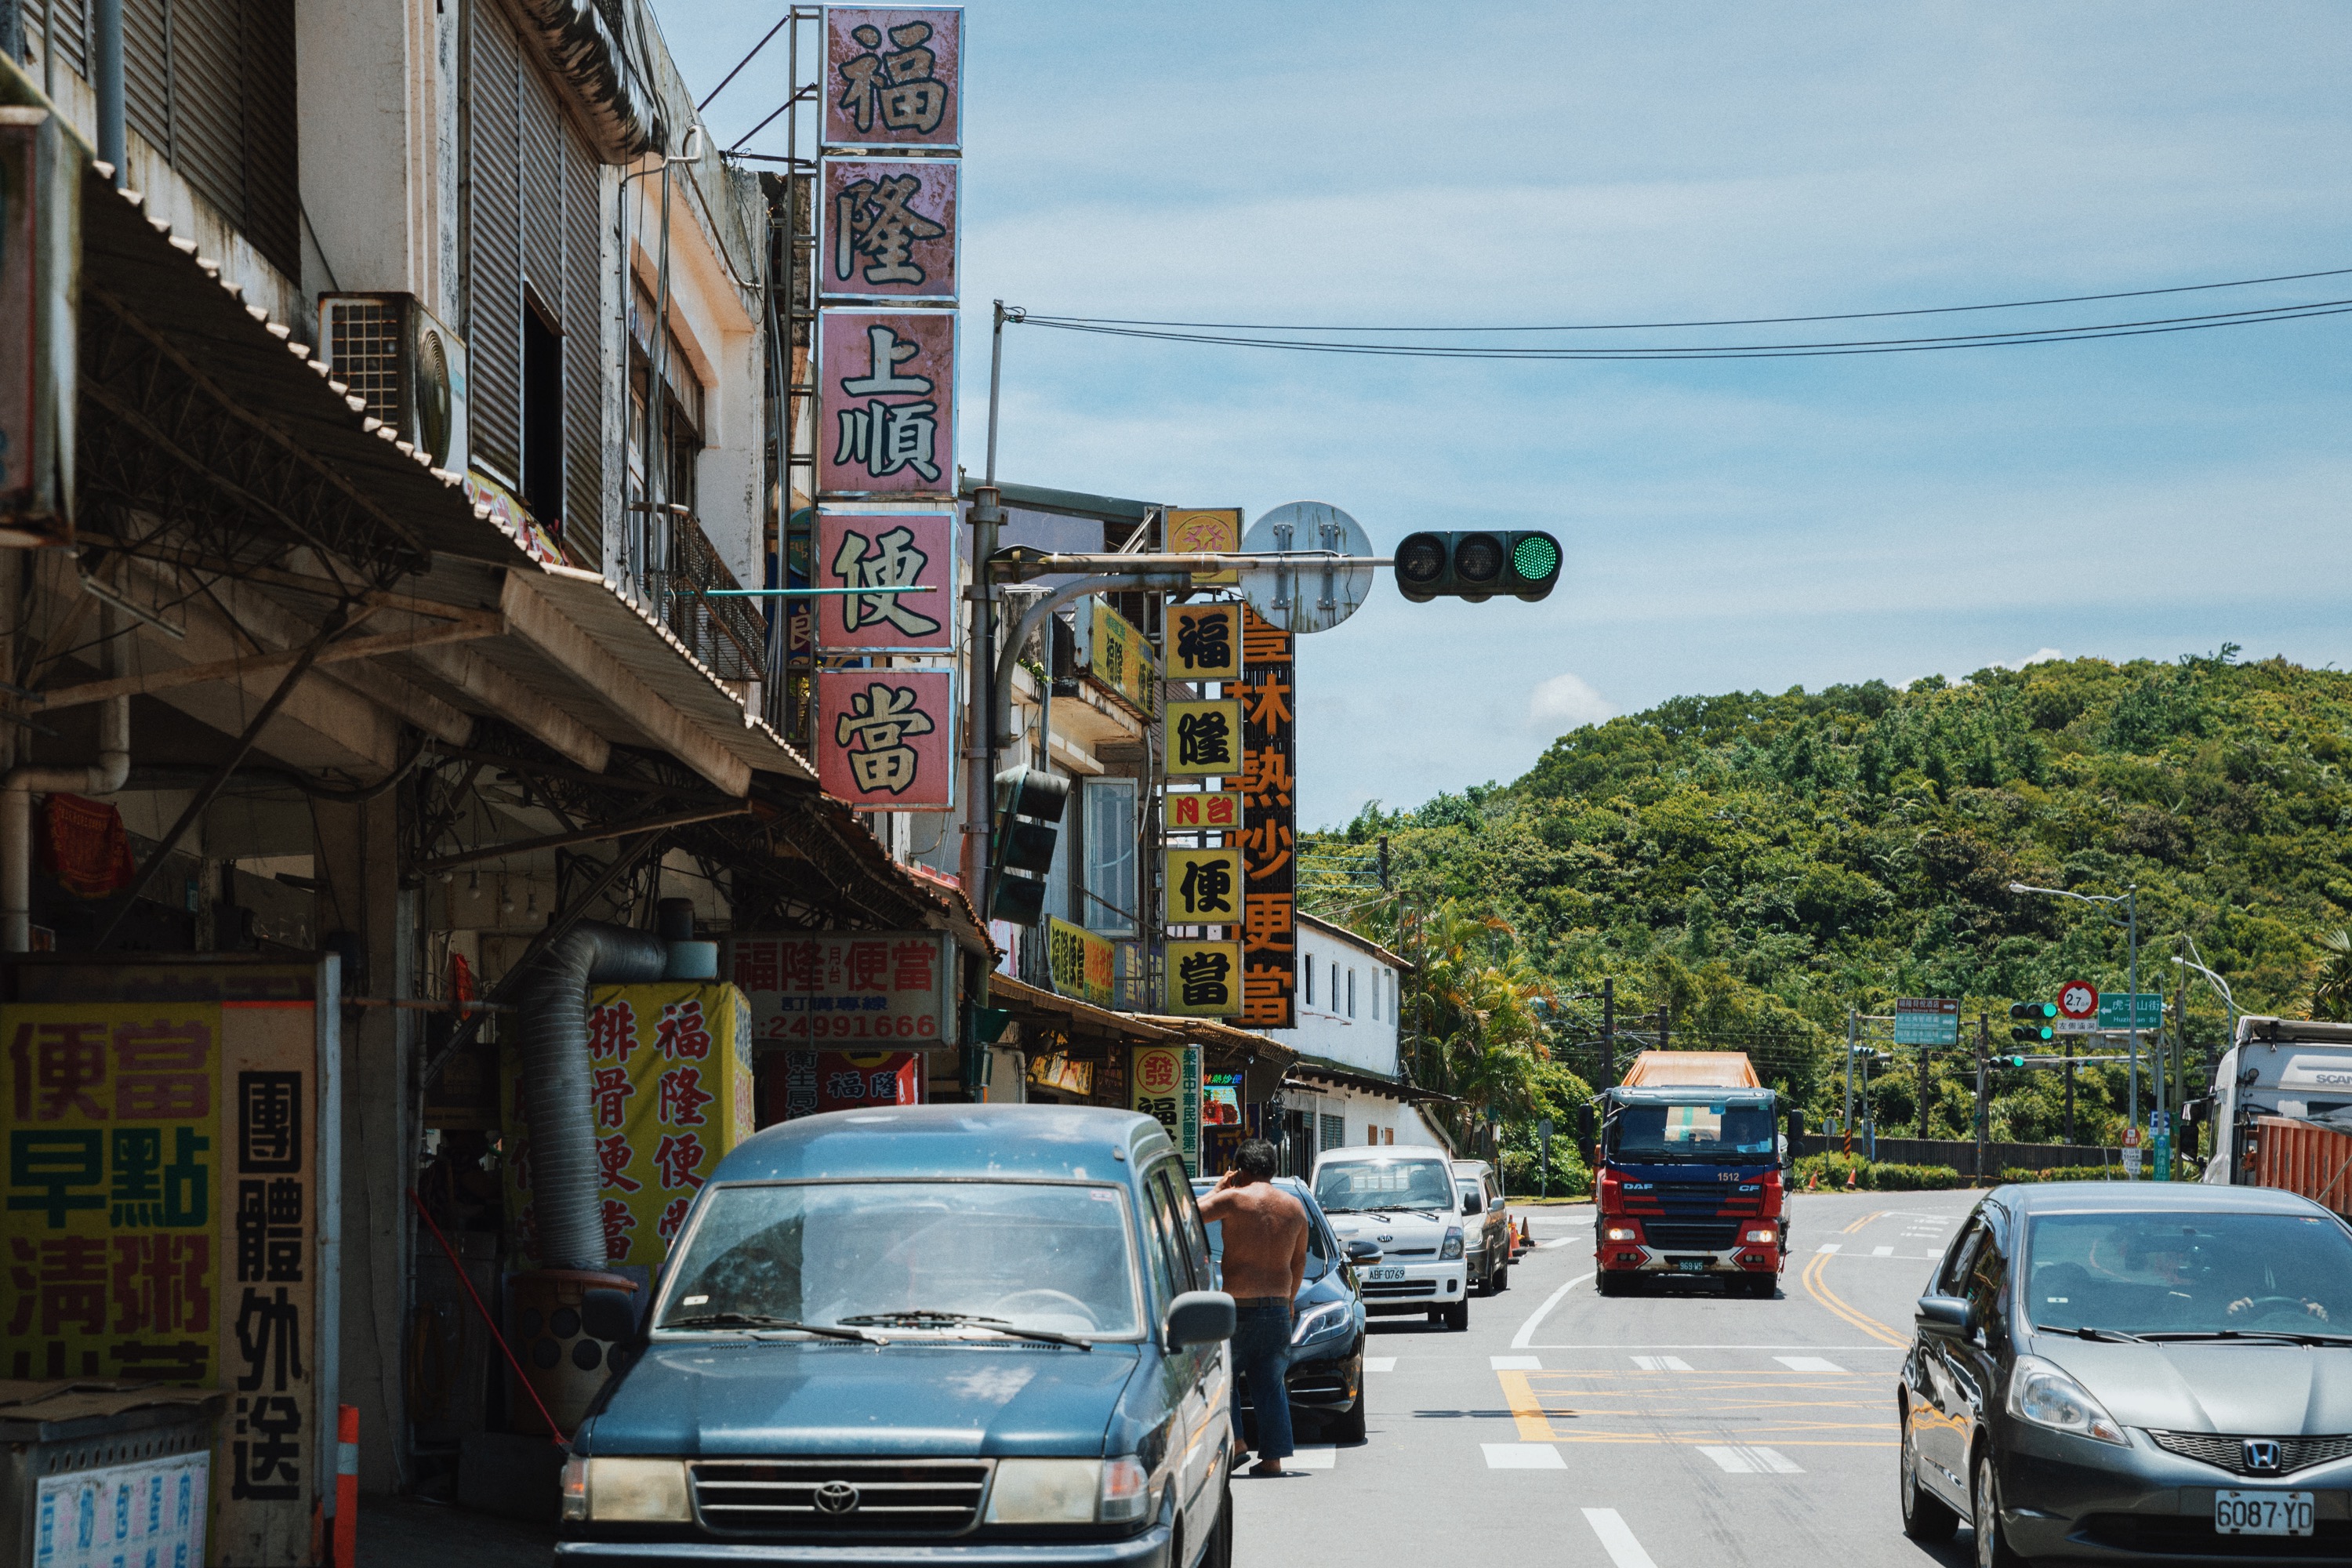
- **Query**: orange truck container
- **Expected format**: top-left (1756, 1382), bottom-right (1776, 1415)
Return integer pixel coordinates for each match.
top-left (1617, 1051), bottom-right (1762, 1089)
top-left (2250, 1115), bottom-right (2352, 1217)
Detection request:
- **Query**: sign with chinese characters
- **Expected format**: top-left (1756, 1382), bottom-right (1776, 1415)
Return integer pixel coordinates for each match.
top-left (764, 1051), bottom-right (922, 1122)
top-left (819, 158), bottom-right (959, 303)
top-left (815, 509), bottom-right (953, 652)
top-left (822, 7), bottom-right (964, 153)
top-left (2098, 993), bottom-right (2165, 1030)
top-left (1047, 916), bottom-right (1115, 1007)
top-left (1026, 1051), bottom-right (1096, 1098)
top-left (1165, 602), bottom-right (1241, 681)
top-left (1164, 699), bottom-right (1242, 778)
top-left (1892, 997), bottom-right (1960, 1047)
top-left (500, 983), bottom-right (753, 1269)
top-left (818, 668), bottom-right (956, 809)
top-left (1163, 941), bottom-right (1243, 1018)
top-left (2, 996), bottom-right (327, 1563)
top-left (34, 1451), bottom-right (209, 1568)
top-left (1237, 606), bottom-right (1295, 1028)
top-left (1164, 848), bottom-right (1243, 927)
top-left (1167, 507), bottom-right (1239, 586)
top-left (726, 931), bottom-right (955, 1049)
top-left (818, 310), bottom-right (955, 499)
top-left (1165, 789), bottom-right (1241, 839)
top-left (1075, 599), bottom-right (1157, 716)
top-left (1131, 1043), bottom-right (1202, 1174)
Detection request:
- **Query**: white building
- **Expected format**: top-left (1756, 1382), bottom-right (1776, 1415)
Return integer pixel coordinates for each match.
top-left (1265, 912), bottom-right (1450, 1163)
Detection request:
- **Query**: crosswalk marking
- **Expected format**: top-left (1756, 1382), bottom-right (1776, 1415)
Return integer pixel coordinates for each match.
top-left (1490, 1355), bottom-right (1541, 1370)
top-left (1697, 1445), bottom-right (1804, 1474)
top-left (1815, 1242), bottom-right (1842, 1254)
top-left (1871, 1245), bottom-right (1895, 1257)
top-left (1631, 1355), bottom-right (1693, 1372)
top-left (1773, 1356), bottom-right (1848, 1373)
top-left (1362, 1356), bottom-right (1396, 1372)
top-left (1483, 1443), bottom-right (1566, 1469)
top-left (1285, 1446), bottom-right (1336, 1470)
top-left (1583, 1508), bottom-right (1660, 1568)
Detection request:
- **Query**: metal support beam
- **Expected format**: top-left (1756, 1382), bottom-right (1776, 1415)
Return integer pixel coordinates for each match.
top-left (30, 618), bottom-right (502, 710)
top-left (416, 802), bottom-right (756, 873)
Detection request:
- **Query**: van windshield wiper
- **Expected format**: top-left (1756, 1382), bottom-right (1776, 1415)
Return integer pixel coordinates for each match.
top-left (660, 1312), bottom-right (886, 1344)
top-left (836, 1309), bottom-right (1095, 1349)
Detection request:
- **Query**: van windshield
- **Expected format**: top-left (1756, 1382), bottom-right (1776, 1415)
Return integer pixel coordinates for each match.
top-left (1314, 1159), bottom-right (1454, 1213)
top-left (659, 1181), bottom-right (1142, 1338)
top-left (1610, 1100), bottom-right (1777, 1163)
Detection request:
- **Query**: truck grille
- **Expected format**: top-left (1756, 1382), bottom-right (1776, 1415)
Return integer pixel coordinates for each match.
top-left (2149, 1431), bottom-right (2352, 1477)
top-left (689, 1458), bottom-right (992, 1536)
top-left (1639, 1220), bottom-right (1739, 1250)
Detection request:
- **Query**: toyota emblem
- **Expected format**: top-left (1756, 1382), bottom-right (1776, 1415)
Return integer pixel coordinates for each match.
top-left (2245, 1439), bottom-right (2282, 1473)
top-left (814, 1481), bottom-right (861, 1515)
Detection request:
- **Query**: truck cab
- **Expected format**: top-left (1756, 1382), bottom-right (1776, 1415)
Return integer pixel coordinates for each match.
top-left (2194, 1016), bottom-right (2352, 1185)
top-left (1592, 1053), bottom-right (1789, 1298)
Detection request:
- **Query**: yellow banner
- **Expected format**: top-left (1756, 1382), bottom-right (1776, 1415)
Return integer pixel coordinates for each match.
top-left (1164, 699), bottom-right (1243, 777)
top-left (1087, 600), bottom-right (1160, 715)
top-left (1166, 602), bottom-right (1241, 681)
top-left (1164, 848), bottom-right (1243, 926)
top-left (1163, 941), bottom-right (1243, 1017)
top-left (1164, 789), bottom-right (1242, 838)
top-left (1047, 917), bottom-right (1115, 1007)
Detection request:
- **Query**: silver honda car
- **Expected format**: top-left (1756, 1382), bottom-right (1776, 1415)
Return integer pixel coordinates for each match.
top-left (1900, 1182), bottom-right (2352, 1563)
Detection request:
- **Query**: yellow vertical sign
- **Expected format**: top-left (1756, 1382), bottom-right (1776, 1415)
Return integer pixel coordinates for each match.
top-left (1166, 602), bottom-right (1241, 681)
top-left (1163, 941), bottom-right (1243, 1017)
top-left (1164, 848), bottom-right (1243, 926)
top-left (1167, 508), bottom-right (1240, 586)
top-left (1164, 699), bottom-right (1243, 777)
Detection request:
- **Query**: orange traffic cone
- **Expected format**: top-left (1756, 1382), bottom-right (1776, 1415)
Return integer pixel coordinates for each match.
top-left (1806, 1171), bottom-right (1817, 1192)
top-left (1845, 1167), bottom-right (1857, 1191)
top-left (1518, 1216), bottom-right (1534, 1251)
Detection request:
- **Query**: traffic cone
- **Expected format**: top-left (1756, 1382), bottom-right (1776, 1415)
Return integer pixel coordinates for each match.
top-left (1806, 1171), bottom-right (1817, 1192)
top-left (1845, 1168), bottom-right (1857, 1191)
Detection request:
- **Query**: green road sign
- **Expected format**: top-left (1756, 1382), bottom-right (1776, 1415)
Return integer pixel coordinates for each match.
top-left (1893, 996), bottom-right (1960, 1047)
top-left (2097, 993), bottom-right (2165, 1029)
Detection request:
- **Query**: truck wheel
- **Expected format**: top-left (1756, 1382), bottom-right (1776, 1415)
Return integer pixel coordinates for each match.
top-left (1596, 1270), bottom-right (1627, 1298)
top-left (1445, 1301), bottom-right (1469, 1331)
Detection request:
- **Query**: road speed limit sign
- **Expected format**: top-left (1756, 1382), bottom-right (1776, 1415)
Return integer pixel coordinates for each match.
top-left (2057, 979), bottom-right (2100, 1020)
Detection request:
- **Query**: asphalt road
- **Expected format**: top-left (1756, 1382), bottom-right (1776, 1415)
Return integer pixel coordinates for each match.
top-left (1232, 1189), bottom-right (1984, 1568)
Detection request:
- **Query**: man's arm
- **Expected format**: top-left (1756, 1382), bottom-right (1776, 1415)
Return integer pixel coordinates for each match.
top-left (1197, 1185), bottom-right (1237, 1222)
top-left (1287, 1209), bottom-right (1309, 1303)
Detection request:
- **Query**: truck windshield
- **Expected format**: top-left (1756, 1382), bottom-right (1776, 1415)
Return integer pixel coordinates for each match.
top-left (1610, 1102), bottom-right (1776, 1163)
top-left (2026, 1210), bottom-right (2352, 1338)
top-left (658, 1181), bottom-right (1142, 1338)
top-left (1314, 1160), bottom-right (1454, 1213)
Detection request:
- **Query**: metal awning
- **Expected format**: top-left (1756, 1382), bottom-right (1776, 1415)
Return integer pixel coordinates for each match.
top-left (990, 975), bottom-right (1180, 1047)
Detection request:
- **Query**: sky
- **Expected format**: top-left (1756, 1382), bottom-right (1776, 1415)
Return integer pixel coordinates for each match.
top-left (652, 1), bottom-right (2352, 828)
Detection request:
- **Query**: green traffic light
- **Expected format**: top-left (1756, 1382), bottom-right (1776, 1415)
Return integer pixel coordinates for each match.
top-left (1512, 534), bottom-right (1561, 581)
top-left (2009, 1054), bottom-right (2026, 1067)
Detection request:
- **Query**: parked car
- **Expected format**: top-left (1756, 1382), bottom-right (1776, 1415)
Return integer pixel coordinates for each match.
top-left (558, 1105), bottom-right (1238, 1568)
top-left (1190, 1176), bottom-right (1373, 1443)
top-left (1451, 1159), bottom-right (1512, 1296)
top-left (1311, 1146), bottom-right (1471, 1330)
top-left (1900, 1181), bottom-right (2352, 1563)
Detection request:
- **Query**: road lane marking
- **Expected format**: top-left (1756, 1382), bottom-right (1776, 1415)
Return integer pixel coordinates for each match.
top-left (1840, 1210), bottom-right (1888, 1233)
top-left (1798, 1247), bottom-right (1909, 1348)
top-left (1363, 1356), bottom-right (1396, 1372)
top-left (1509, 1271), bottom-right (1592, 1349)
top-left (1773, 1356), bottom-right (1847, 1373)
top-left (1871, 1245), bottom-right (1895, 1257)
top-left (1816, 1243), bottom-right (1842, 1254)
top-left (1496, 1369), bottom-right (1558, 1441)
top-left (1632, 1356), bottom-right (1693, 1371)
top-left (1517, 1342), bottom-right (1890, 1350)
top-left (1583, 1508), bottom-right (1659, 1568)
top-left (1482, 1443), bottom-right (1566, 1469)
top-left (1491, 1355), bottom-right (1542, 1370)
top-left (1697, 1445), bottom-right (1804, 1474)
top-left (1285, 1446), bottom-right (1336, 1469)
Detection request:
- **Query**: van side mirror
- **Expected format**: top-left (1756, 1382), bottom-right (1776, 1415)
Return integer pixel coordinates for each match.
top-left (1915, 1294), bottom-right (1976, 1339)
top-left (1489, 1194), bottom-right (1508, 1214)
top-left (1165, 1290), bottom-right (1235, 1350)
top-left (1462, 1192), bottom-right (1483, 1217)
top-left (583, 1287), bottom-right (640, 1344)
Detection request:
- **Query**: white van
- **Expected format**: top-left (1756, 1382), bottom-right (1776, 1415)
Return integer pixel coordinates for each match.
top-left (1311, 1146), bottom-right (1471, 1330)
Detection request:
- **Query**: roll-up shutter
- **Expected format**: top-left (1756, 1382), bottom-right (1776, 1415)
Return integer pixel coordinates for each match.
top-left (42, 0), bottom-right (91, 81)
top-left (518, 66), bottom-right (562, 318)
top-left (561, 143), bottom-right (604, 565)
top-left (122, 0), bottom-right (171, 154)
top-left (467, 4), bottom-right (524, 488)
top-left (238, 0), bottom-right (297, 275)
top-left (170, 0), bottom-right (245, 223)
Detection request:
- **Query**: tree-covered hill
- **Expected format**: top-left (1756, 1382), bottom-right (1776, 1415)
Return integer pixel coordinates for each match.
top-left (1315, 648), bottom-right (2352, 1152)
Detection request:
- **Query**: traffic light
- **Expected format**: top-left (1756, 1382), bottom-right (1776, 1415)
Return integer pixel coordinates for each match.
top-left (989, 767), bottom-right (1072, 926)
top-left (2009, 1000), bottom-right (2056, 1047)
top-left (1393, 531), bottom-right (1563, 603)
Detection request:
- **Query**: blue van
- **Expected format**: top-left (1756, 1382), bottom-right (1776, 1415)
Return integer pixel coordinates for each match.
top-left (555, 1105), bottom-right (1239, 1568)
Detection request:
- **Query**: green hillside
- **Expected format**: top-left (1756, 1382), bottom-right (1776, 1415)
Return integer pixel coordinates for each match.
top-left (1312, 648), bottom-right (2352, 1155)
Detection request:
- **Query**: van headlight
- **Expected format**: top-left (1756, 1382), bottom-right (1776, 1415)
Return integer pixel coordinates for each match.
top-left (2006, 1356), bottom-right (2125, 1446)
top-left (1291, 1301), bottom-right (1351, 1345)
top-left (561, 1456), bottom-right (690, 1523)
top-left (985, 1457), bottom-right (1152, 1524)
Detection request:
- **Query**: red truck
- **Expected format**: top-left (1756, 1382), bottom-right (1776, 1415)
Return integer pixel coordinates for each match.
top-left (1592, 1052), bottom-right (1793, 1298)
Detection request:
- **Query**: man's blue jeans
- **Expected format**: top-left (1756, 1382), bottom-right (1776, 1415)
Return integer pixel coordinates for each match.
top-left (1229, 1297), bottom-right (1294, 1461)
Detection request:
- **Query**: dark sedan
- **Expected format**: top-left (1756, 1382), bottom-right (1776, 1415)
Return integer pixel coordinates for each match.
top-left (1192, 1177), bottom-right (1371, 1443)
top-left (1900, 1181), bottom-right (2352, 1564)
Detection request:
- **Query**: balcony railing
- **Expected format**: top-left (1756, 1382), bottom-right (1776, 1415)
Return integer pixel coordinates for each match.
top-left (630, 503), bottom-right (768, 684)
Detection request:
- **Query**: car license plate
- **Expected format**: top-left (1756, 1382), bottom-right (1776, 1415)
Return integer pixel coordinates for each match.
top-left (2216, 1490), bottom-right (2315, 1537)
top-left (1367, 1265), bottom-right (1406, 1283)
top-left (1674, 1258), bottom-right (1707, 1273)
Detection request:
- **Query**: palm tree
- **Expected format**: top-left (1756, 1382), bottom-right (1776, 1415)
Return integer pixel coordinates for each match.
top-left (2313, 931), bottom-right (2352, 1022)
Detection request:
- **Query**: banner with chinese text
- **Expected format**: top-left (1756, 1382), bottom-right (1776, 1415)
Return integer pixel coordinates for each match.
top-left (1165, 789), bottom-right (1240, 839)
top-left (1164, 699), bottom-right (1241, 779)
top-left (819, 157), bottom-right (959, 303)
top-left (1131, 1044), bottom-right (1201, 1174)
top-left (1046, 917), bottom-right (1113, 1007)
top-left (1077, 600), bottom-right (1157, 716)
top-left (1238, 606), bottom-right (1295, 1027)
top-left (726, 931), bottom-right (955, 1049)
top-left (822, 8), bottom-right (964, 153)
top-left (764, 1051), bottom-right (923, 1122)
top-left (818, 668), bottom-right (956, 809)
top-left (815, 509), bottom-right (953, 652)
top-left (500, 983), bottom-right (753, 1270)
top-left (1165, 602), bottom-right (1240, 682)
top-left (1163, 942), bottom-right (1241, 1018)
top-left (818, 310), bottom-right (955, 499)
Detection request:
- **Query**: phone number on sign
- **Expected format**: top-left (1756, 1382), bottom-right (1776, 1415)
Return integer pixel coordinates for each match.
top-left (773, 1013), bottom-right (941, 1041)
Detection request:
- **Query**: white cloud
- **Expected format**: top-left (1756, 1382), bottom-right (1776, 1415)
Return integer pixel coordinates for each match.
top-left (2001, 648), bottom-right (2065, 670)
top-left (1527, 673), bottom-right (1617, 733)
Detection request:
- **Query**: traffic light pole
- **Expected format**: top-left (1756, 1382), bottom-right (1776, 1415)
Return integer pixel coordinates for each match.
top-left (1975, 1014), bottom-right (1990, 1184)
top-left (1843, 1010), bottom-right (1857, 1155)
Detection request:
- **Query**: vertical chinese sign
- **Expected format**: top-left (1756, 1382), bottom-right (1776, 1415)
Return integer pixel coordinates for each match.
top-left (500, 983), bottom-right (753, 1270)
top-left (818, 6), bottom-right (963, 808)
top-left (1238, 607), bottom-right (1295, 1028)
top-left (1046, 916), bottom-right (1113, 1006)
top-left (1131, 1043), bottom-right (1202, 1175)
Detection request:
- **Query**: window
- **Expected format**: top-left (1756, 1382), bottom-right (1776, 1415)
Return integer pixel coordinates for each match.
top-left (1319, 1113), bottom-right (1346, 1152)
top-left (1348, 969), bottom-right (1356, 1018)
top-left (1372, 971), bottom-right (1381, 1021)
top-left (1081, 779), bottom-right (1138, 937)
top-left (1304, 956), bottom-right (1314, 1007)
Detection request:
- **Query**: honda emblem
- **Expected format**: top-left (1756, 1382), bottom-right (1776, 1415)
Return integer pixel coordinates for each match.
top-left (2244, 1439), bottom-right (2282, 1473)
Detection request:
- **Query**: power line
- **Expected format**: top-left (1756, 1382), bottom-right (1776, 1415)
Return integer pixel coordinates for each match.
top-left (699, 10), bottom-right (792, 113)
top-left (1021, 264), bottom-right (2352, 334)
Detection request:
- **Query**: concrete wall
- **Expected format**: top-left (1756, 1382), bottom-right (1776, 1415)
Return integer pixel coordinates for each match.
top-left (1266, 924), bottom-right (1400, 1079)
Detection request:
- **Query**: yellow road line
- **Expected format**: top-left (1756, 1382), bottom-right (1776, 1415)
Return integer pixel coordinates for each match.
top-left (1801, 1247), bottom-right (1908, 1348)
top-left (1840, 1209), bottom-right (1887, 1234)
top-left (1497, 1369), bottom-right (1559, 1442)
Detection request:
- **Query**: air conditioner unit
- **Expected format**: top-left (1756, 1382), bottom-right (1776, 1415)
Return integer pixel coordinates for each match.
top-left (319, 292), bottom-right (470, 474)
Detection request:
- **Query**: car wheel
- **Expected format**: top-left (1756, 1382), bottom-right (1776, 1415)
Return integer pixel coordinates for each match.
top-left (1899, 1410), bottom-right (1958, 1541)
top-left (1444, 1301), bottom-right (1469, 1332)
top-left (1198, 1470), bottom-right (1232, 1568)
top-left (1973, 1447), bottom-right (2026, 1568)
top-left (1326, 1395), bottom-right (1366, 1444)
top-left (1492, 1261), bottom-right (1509, 1294)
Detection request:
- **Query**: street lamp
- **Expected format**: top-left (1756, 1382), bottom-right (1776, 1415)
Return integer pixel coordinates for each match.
top-left (2169, 955), bottom-right (2239, 1029)
top-left (2009, 881), bottom-right (2143, 1138)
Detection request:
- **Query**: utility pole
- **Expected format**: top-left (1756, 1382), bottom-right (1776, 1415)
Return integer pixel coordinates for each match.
top-left (1600, 978), bottom-right (1616, 1088)
top-left (1843, 1009), bottom-right (1857, 1155)
top-left (1975, 1014), bottom-right (1990, 1184)
top-left (1377, 836), bottom-right (1390, 892)
top-left (1918, 1047), bottom-right (1932, 1139)
top-left (1660, 1003), bottom-right (1671, 1053)
top-left (2064, 1051), bottom-right (2077, 1146)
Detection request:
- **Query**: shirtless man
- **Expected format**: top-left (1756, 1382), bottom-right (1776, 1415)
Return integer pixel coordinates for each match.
top-left (1198, 1138), bottom-right (1309, 1475)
